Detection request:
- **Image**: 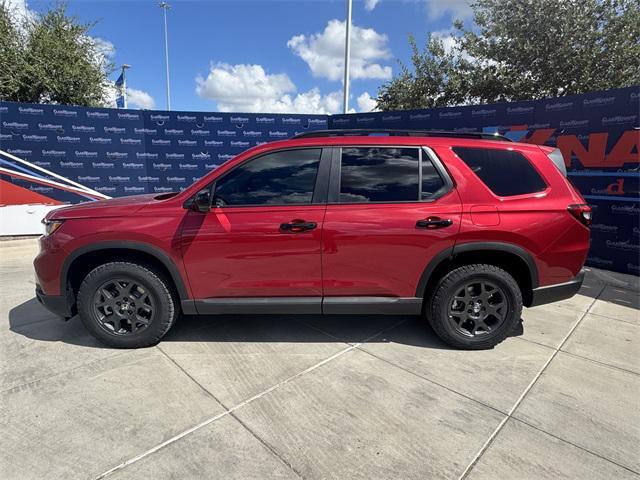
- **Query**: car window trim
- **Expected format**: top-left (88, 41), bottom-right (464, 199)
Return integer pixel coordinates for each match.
top-left (327, 145), bottom-right (453, 205)
top-left (422, 146), bottom-right (454, 201)
top-left (210, 146), bottom-right (329, 208)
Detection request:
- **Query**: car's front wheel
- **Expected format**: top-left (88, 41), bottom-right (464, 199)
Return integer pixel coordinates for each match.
top-left (77, 261), bottom-right (177, 348)
top-left (427, 264), bottom-right (523, 350)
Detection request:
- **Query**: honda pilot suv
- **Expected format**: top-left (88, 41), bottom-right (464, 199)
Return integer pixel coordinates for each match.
top-left (34, 130), bottom-right (591, 350)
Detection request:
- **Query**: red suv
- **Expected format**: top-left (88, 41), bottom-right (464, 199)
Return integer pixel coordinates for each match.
top-left (34, 130), bottom-right (591, 350)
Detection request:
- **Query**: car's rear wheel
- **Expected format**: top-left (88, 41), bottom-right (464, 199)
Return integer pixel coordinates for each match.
top-left (77, 261), bottom-right (177, 348)
top-left (427, 264), bottom-right (522, 350)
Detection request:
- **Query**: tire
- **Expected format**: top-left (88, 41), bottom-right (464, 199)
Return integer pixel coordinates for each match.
top-left (77, 261), bottom-right (178, 348)
top-left (426, 264), bottom-right (523, 350)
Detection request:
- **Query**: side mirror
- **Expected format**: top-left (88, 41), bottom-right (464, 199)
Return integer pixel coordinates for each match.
top-left (191, 188), bottom-right (211, 213)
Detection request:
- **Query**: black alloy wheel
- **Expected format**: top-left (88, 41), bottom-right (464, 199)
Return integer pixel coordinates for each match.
top-left (447, 280), bottom-right (507, 337)
top-left (93, 277), bottom-right (155, 335)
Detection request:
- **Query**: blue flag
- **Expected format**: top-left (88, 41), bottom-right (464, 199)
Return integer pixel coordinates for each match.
top-left (115, 72), bottom-right (125, 108)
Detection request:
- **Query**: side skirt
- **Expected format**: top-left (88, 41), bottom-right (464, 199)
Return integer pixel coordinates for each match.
top-left (181, 297), bottom-right (423, 315)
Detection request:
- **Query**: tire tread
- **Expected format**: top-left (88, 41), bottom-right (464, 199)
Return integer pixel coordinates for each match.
top-left (77, 261), bottom-right (177, 348)
top-left (427, 263), bottom-right (523, 350)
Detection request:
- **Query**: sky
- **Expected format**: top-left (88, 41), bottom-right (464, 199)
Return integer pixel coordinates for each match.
top-left (6, 0), bottom-right (475, 114)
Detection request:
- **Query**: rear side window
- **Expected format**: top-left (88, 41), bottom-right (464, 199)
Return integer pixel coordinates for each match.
top-left (453, 147), bottom-right (547, 197)
top-left (338, 147), bottom-right (446, 203)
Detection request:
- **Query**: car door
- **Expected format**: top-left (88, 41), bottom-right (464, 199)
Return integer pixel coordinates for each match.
top-left (321, 145), bottom-right (462, 312)
top-left (180, 147), bottom-right (331, 312)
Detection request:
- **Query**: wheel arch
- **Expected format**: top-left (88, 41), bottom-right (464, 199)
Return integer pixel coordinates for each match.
top-left (62, 241), bottom-right (189, 313)
top-left (416, 242), bottom-right (539, 306)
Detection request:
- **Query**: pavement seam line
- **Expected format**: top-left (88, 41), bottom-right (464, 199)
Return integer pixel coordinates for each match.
top-left (95, 317), bottom-right (406, 479)
top-left (228, 411), bottom-right (307, 479)
top-left (582, 310), bottom-right (640, 327)
top-left (94, 343), bottom-right (362, 479)
top-left (510, 416), bottom-right (640, 476)
top-left (289, 316), bottom-right (355, 345)
top-left (156, 344), bottom-right (228, 407)
top-left (0, 350), bottom-right (130, 396)
top-left (294, 315), bottom-right (410, 347)
top-left (156, 345), bottom-right (306, 479)
top-left (513, 332), bottom-right (640, 377)
top-left (356, 346), bottom-right (507, 416)
top-left (457, 293), bottom-right (600, 480)
top-left (556, 349), bottom-right (639, 376)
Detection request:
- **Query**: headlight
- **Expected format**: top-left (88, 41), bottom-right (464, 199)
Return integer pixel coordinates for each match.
top-left (42, 219), bottom-right (64, 236)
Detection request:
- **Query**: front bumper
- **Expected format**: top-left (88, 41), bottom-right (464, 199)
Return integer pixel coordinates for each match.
top-left (529, 268), bottom-right (586, 307)
top-left (35, 285), bottom-right (72, 319)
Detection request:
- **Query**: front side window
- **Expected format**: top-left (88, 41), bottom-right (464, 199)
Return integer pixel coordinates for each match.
top-left (338, 147), bottom-right (446, 203)
top-left (214, 148), bottom-right (321, 206)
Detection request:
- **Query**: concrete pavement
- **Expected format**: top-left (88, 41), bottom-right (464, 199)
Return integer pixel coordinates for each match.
top-left (1, 238), bottom-right (638, 479)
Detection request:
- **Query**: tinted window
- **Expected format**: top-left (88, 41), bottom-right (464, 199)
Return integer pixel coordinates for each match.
top-left (214, 149), bottom-right (321, 205)
top-left (421, 154), bottom-right (447, 200)
top-left (453, 147), bottom-right (547, 196)
top-left (339, 147), bottom-right (420, 203)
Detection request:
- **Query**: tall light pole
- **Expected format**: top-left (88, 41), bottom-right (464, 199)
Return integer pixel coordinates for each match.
top-left (159, 2), bottom-right (171, 111)
top-left (342, 0), bottom-right (352, 114)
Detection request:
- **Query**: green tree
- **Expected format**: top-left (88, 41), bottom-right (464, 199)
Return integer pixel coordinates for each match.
top-left (0, 1), bottom-right (113, 106)
top-left (377, 0), bottom-right (640, 110)
top-left (0, 2), bottom-right (26, 100)
top-left (376, 35), bottom-right (460, 110)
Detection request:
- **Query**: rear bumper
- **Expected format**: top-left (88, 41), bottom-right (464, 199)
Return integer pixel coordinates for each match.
top-left (35, 285), bottom-right (71, 319)
top-left (528, 268), bottom-right (585, 307)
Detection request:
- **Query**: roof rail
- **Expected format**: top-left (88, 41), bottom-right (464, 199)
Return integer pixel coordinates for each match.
top-left (292, 129), bottom-right (512, 142)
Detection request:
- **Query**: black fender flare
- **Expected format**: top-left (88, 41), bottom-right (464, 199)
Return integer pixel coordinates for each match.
top-left (415, 241), bottom-right (539, 298)
top-left (61, 241), bottom-right (189, 300)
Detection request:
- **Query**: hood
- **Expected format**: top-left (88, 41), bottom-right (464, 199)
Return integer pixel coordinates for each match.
top-left (47, 193), bottom-right (171, 220)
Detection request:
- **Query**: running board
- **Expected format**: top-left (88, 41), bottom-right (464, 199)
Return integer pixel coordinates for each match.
top-left (181, 297), bottom-right (422, 315)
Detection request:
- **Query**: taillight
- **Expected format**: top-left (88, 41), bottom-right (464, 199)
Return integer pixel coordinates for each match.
top-left (567, 204), bottom-right (592, 227)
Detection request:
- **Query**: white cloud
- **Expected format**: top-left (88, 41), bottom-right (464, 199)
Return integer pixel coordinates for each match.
top-left (88, 37), bottom-right (115, 73)
top-left (4, 0), bottom-right (32, 23)
top-left (127, 87), bottom-right (155, 109)
top-left (91, 37), bottom-right (115, 60)
top-left (357, 92), bottom-right (378, 112)
top-left (287, 19), bottom-right (392, 82)
top-left (432, 29), bottom-right (458, 55)
top-left (431, 28), bottom-right (479, 63)
top-left (425, 0), bottom-right (473, 20)
top-left (279, 88), bottom-right (343, 115)
top-left (103, 82), bottom-right (155, 110)
top-left (195, 62), bottom-right (344, 114)
top-left (364, 0), bottom-right (381, 11)
top-left (196, 63), bottom-right (295, 111)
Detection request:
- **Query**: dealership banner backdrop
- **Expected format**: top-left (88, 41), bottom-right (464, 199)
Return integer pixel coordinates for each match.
top-left (0, 86), bottom-right (638, 274)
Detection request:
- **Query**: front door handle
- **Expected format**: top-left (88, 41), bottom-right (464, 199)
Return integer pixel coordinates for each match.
top-left (280, 219), bottom-right (317, 233)
top-left (416, 217), bottom-right (453, 229)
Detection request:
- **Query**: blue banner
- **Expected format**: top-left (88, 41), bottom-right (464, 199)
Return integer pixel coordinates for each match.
top-left (0, 86), bottom-right (638, 274)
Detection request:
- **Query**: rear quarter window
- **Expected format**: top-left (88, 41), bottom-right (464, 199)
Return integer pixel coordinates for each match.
top-left (453, 147), bottom-right (547, 197)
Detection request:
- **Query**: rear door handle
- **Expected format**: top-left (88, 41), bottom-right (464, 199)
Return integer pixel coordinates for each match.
top-left (280, 220), bottom-right (317, 233)
top-left (416, 217), bottom-right (453, 229)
